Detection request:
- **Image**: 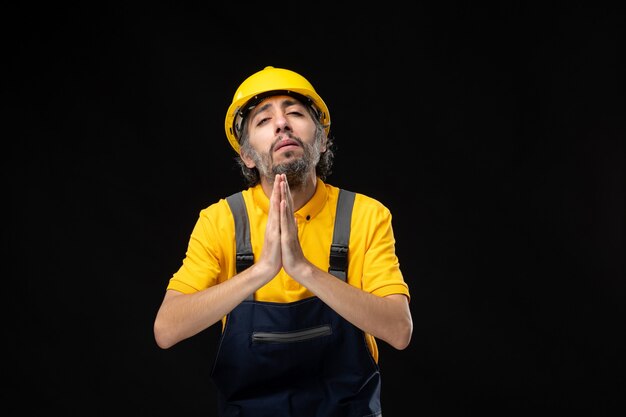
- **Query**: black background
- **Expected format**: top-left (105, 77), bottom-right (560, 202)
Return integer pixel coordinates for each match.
top-left (8, 2), bottom-right (624, 416)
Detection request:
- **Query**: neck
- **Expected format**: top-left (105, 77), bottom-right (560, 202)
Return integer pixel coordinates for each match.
top-left (261, 171), bottom-right (318, 211)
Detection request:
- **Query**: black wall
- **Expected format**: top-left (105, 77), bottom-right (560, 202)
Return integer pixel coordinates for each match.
top-left (9, 3), bottom-right (624, 416)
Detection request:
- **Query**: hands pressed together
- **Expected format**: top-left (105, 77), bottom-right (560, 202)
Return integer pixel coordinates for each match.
top-left (257, 174), bottom-right (310, 283)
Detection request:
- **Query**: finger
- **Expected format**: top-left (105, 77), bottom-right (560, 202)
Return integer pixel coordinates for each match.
top-left (272, 175), bottom-right (283, 207)
top-left (280, 179), bottom-right (288, 217)
top-left (267, 174), bottom-right (283, 230)
top-left (273, 174), bottom-right (282, 198)
top-left (281, 175), bottom-right (294, 214)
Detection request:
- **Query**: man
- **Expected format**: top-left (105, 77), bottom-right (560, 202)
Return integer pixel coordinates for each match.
top-left (154, 66), bottom-right (412, 416)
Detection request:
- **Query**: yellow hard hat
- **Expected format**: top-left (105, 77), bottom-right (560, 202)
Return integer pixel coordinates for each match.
top-left (224, 66), bottom-right (330, 153)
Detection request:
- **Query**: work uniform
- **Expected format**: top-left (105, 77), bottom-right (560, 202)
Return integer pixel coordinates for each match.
top-left (167, 178), bottom-right (410, 416)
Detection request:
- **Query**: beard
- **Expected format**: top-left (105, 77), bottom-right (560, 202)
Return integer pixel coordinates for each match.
top-left (250, 135), bottom-right (322, 189)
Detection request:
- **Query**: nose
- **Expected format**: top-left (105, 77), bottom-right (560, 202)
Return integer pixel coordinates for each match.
top-left (275, 113), bottom-right (292, 134)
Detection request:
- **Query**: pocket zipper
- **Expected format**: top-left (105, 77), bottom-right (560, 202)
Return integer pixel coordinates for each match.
top-left (252, 324), bottom-right (332, 343)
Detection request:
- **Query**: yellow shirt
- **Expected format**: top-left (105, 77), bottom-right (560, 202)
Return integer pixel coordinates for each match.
top-left (167, 178), bottom-right (410, 362)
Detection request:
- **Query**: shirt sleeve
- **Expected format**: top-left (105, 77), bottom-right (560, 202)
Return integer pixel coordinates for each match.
top-left (167, 201), bottom-right (234, 293)
top-left (349, 194), bottom-right (410, 301)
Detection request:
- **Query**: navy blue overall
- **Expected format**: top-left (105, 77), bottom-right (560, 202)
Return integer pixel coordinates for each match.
top-left (212, 190), bottom-right (382, 417)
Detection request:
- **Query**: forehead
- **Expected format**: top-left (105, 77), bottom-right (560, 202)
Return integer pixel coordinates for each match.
top-left (251, 95), bottom-right (305, 114)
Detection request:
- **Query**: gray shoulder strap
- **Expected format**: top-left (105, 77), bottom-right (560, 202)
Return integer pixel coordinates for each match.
top-left (225, 192), bottom-right (254, 274)
top-left (328, 189), bottom-right (356, 281)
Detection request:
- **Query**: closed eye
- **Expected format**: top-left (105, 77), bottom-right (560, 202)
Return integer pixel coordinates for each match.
top-left (256, 117), bottom-right (270, 126)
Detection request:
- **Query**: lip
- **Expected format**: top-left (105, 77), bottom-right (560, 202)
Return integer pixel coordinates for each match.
top-left (274, 139), bottom-right (300, 152)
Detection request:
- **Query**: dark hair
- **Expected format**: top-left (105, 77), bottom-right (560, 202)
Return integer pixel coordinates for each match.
top-left (235, 105), bottom-right (335, 187)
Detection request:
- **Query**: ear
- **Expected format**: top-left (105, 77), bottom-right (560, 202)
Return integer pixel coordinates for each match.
top-left (320, 133), bottom-right (328, 153)
top-left (239, 152), bottom-right (256, 169)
